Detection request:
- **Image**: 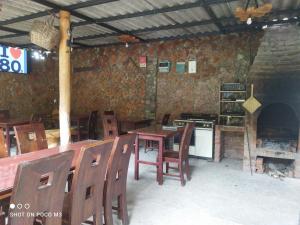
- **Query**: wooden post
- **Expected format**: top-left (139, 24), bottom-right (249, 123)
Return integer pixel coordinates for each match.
top-left (59, 10), bottom-right (71, 146)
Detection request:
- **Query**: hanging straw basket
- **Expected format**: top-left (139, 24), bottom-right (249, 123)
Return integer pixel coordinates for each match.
top-left (30, 16), bottom-right (59, 50)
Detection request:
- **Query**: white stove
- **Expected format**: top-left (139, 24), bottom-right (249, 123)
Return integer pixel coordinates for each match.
top-left (172, 115), bottom-right (216, 159)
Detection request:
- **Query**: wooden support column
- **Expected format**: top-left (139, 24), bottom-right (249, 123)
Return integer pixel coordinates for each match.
top-left (59, 10), bottom-right (71, 146)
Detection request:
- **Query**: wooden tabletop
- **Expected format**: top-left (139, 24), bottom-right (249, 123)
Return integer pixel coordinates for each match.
top-left (0, 139), bottom-right (113, 195)
top-left (0, 119), bottom-right (30, 127)
top-left (128, 125), bottom-right (182, 138)
top-left (120, 119), bottom-right (153, 124)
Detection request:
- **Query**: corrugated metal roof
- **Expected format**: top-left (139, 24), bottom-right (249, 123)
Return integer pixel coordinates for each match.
top-left (77, 35), bottom-right (120, 45)
top-left (0, 0), bottom-right (50, 21)
top-left (0, 0), bottom-right (299, 48)
top-left (0, 30), bottom-right (13, 36)
top-left (72, 24), bottom-right (114, 38)
top-left (76, 0), bottom-right (198, 19)
top-left (0, 35), bottom-right (30, 45)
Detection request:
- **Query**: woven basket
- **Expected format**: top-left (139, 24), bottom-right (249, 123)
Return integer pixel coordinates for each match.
top-left (30, 16), bottom-right (59, 50)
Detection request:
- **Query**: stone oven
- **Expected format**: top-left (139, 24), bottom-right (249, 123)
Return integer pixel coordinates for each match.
top-left (257, 103), bottom-right (299, 152)
top-left (243, 24), bottom-right (300, 178)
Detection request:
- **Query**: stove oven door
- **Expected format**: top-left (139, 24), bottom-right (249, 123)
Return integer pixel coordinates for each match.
top-left (194, 128), bottom-right (213, 159)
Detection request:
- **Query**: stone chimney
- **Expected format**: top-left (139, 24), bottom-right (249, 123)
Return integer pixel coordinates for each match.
top-left (244, 24), bottom-right (300, 178)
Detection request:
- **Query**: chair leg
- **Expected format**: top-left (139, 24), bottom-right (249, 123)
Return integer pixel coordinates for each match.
top-left (119, 194), bottom-right (129, 225)
top-left (185, 159), bottom-right (191, 181)
top-left (92, 213), bottom-right (101, 225)
top-left (117, 196), bottom-right (122, 219)
top-left (104, 196), bottom-right (114, 225)
top-left (179, 163), bottom-right (186, 186)
top-left (0, 207), bottom-right (5, 225)
top-left (166, 162), bottom-right (169, 173)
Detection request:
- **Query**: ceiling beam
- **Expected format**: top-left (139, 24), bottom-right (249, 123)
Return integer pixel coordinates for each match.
top-left (74, 0), bottom-right (237, 27)
top-left (0, 0), bottom-right (118, 26)
top-left (0, 26), bottom-right (28, 35)
top-left (84, 26), bottom-right (263, 48)
top-left (30, 0), bottom-right (145, 41)
top-left (201, 0), bottom-right (225, 33)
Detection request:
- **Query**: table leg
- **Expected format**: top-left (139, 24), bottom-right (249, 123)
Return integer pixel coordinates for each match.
top-left (134, 136), bottom-right (140, 180)
top-left (157, 137), bottom-right (163, 185)
top-left (5, 125), bottom-right (10, 156)
top-left (77, 119), bottom-right (81, 141)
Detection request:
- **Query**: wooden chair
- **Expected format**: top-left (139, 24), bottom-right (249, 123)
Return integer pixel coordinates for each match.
top-left (62, 141), bottom-right (112, 225)
top-left (104, 134), bottom-right (136, 225)
top-left (163, 122), bottom-right (195, 186)
top-left (72, 110), bottom-right (98, 141)
top-left (5, 151), bottom-right (74, 225)
top-left (30, 113), bottom-right (43, 123)
top-left (14, 123), bottom-right (48, 154)
top-left (161, 113), bottom-right (171, 125)
top-left (0, 129), bottom-right (8, 158)
top-left (104, 110), bottom-right (115, 115)
top-left (146, 113), bottom-right (171, 152)
top-left (102, 114), bottom-right (119, 140)
top-left (87, 110), bottom-right (98, 139)
top-left (0, 110), bottom-right (9, 120)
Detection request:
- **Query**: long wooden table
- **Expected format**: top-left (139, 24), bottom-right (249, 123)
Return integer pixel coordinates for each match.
top-left (119, 119), bottom-right (153, 133)
top-left (0, 119), bottom-right (30, 156)
top-left (0, 140), bottom-right (113, 198)
top-left (129, 125), bottom-right (183, 185)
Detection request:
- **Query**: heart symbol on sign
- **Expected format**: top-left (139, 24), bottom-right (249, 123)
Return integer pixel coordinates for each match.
top-left (9, 47), bottom-right (22, 59)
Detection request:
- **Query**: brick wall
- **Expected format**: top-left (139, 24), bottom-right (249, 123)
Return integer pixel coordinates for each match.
top-left (223, 132), bottom-right (244, 160)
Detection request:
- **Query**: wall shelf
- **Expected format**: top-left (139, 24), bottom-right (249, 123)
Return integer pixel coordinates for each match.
top-left (219, 83), bottom-right (246, 126)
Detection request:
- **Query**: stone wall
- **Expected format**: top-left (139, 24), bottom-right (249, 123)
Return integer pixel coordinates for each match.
top-left (0, 32), bottom-right (262, 159)
top-left (0, 57), bottom-right (58, 119)
top-left (72, 32), bottom-right (262, 123)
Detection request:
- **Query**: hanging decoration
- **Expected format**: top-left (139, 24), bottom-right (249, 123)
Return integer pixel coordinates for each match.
top-left (118, 34), bottom-right (140, 48)
top-left (235, 0), bottom-right (272, 24)
top-left (30, 15), bottom-right (60, 50)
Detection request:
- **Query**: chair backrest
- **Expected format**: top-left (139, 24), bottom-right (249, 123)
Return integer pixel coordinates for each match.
top-left (0, 129), bottom-right (7, 158)
top-left (102, 114), bottom-right (119, 140)
top-left (104, 110), bottom-right (115, 115)
top-left (87, 110), bottom-right (98, 139)
top-left (30, 113), bottom-right (43, 123)
top-left (105, 134), bottom-right (136, 197)
top-left (14, 123), bottom-right (48, 154)
top-left (68, 141), bottom-right (112, 225)
top-left (161, 114), bottom-right (171, 125)
top-left (179, 122), bottom-right (195, 161)
top-left (0, 110), bottom-right (9, 120)
top-left (9, 151), bottom-right (74, 225)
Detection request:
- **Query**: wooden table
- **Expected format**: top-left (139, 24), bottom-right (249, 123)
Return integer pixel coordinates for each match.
top-left (45, 127), bottom-right (76, 148)
top-left (0, 119), bottom-right (30, 156)
top-left (129, 125), bottom-right (183, 185)
top-left (0, 139), bottom-right (113, 199)
top-left (119, 119), bottom-right (153, 133)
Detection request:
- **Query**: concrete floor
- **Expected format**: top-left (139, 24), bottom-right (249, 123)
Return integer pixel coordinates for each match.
top-left (10, 146), bottom-right (300, 225)
top-left (113, 150), bottom-right (300, 225)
